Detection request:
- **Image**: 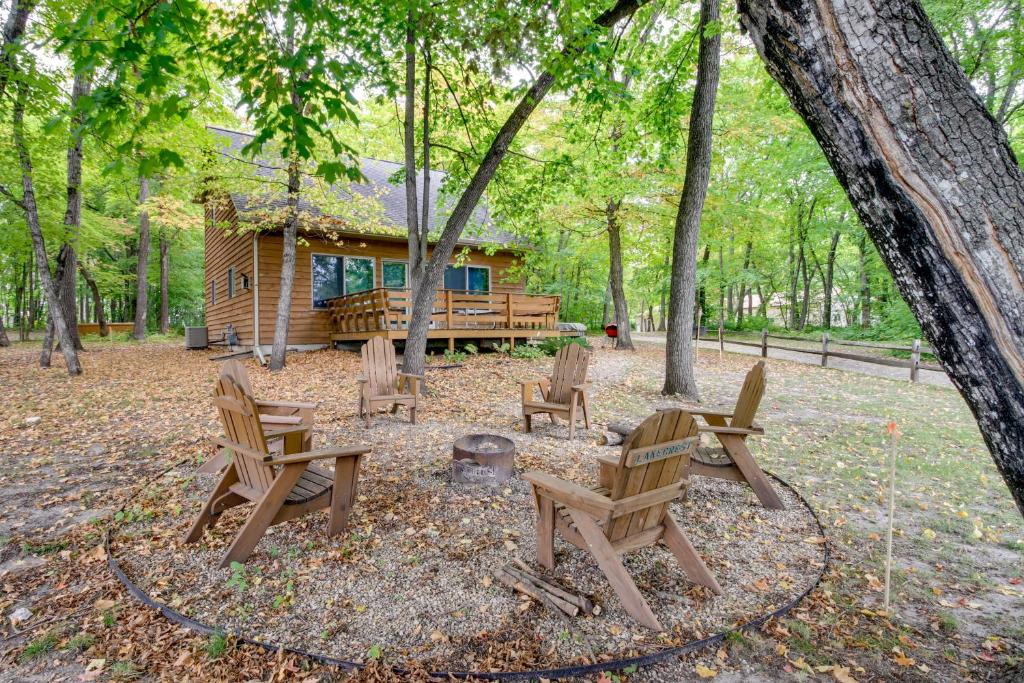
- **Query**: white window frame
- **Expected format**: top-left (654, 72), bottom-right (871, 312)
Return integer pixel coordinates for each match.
top-left (311, 252), bottom-right (376, 310)
top-left (381, 259), bottom-right (409, 289)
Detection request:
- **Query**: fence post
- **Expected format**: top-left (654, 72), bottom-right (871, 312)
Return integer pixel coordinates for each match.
top-left (718, 321), bottom-right (724, 356)
top-left (910, 339), bottom-right (921, 382)
top-left (821, 332), bottom-right (830, 368)
top-left (761, 329), bottom-right (768, 358)
top-left (695, 307), bottom-right (703, 341)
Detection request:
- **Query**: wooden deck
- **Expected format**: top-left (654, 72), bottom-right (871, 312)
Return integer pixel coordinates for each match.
top-left (326, 288), bottom-right (561, 350)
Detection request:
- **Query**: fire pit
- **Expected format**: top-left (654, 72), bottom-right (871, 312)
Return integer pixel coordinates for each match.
top-left (452, 434), bottom-right (515, 486)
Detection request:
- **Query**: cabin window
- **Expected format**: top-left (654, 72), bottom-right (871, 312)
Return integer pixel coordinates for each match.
top-left (227, 267), bottom-right (236, 298)
top-left (312, 254), bottom-right (376, 309)
top-left (444, 264), bottom-right (490, 292)
top-left (210, 280), bottom-right (216, 305)
top-left (383, 261), bottom-right (408, 289)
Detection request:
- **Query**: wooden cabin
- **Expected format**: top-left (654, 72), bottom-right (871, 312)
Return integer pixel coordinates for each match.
top-left (204, 127), bottom-right (560, 351)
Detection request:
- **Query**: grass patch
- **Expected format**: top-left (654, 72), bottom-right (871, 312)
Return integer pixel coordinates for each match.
top-left (64, 632), bottom-right (96, 652)
top-left (19, 632), bottom-right (59, 662)
top-left (21, 540), bottom-right (68, 555)
top-left (206, 630), bottom-right (228, 660)
top-left (109, 660), bottom-right (144, 680)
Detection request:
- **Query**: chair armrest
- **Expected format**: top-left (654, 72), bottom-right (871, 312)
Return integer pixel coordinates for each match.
top-left (264, 425), bottom-right (310, 441)
top-left (571, 383), bottom-right (592, 392)
top-left (259, 414), bottom-right (304, 426)
top-left (610, 482), bottom-right (687, 517)
top-left (698, 424), bottom-right (764, 436)
top-left (397, 372), bottom-right (424, 381)
top-left (357, 376), bottom-right (368, 383)
top-left (523, 471), bottom-right (614, 515)
top-left (519, 378), bottom-right (550, 403)
top-left (266, 445), bottom-right (372, 466)
top-left (256, 399), bottom-right (319, 410)
top-left (596, 454), bottom-right (619, 468)
top-left (397, 372), bottom-right (423, 395)
top-left (692, 409), bottom-right (734, 419)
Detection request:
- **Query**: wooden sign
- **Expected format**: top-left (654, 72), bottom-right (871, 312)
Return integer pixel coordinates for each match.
top-left (625, 437), bottom-right (696, 467)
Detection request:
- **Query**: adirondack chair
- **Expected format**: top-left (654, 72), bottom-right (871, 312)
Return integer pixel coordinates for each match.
top-left (520, 343), bottom-right (592, 439)
top-left (198, 360), bottom-right (319, 474)
top-left (184, 375), bottom-right (370, 567)
top-left (358, 337), bottom-right (422, 428)
top-left (689, 361), bottom-right (784, 510)
top-left (523, 409), bottom-right (722, 630)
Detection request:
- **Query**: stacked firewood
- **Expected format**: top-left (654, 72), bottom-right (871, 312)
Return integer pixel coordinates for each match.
top-left (493, 559), bottom-right (595, 617)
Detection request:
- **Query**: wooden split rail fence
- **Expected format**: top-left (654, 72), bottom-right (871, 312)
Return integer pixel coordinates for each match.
top-left (699, 324), bottom-right (943, 382)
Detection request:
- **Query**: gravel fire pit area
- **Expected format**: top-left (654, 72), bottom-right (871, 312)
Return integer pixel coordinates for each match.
top-left (111, 419), bottom-right (825, 674)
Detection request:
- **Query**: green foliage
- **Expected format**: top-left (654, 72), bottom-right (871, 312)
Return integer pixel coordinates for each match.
top-left (511, 344), bottom-right (545, 359)
top-left (464, 343), bottom-right (478, 355)
top-left (64, 632), bottom-right (96, 652)
top-left (443, 349), bottom-right (467, 364)
top-left (538, 335), bottom-right (591, 356)
top-left (226, 562), bottom-right (249, 593)
top-left (206, 630), bottom-right (228, 660)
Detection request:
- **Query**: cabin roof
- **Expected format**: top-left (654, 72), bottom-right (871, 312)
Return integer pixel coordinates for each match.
top-left (208, 126), bottom-right (519, 249)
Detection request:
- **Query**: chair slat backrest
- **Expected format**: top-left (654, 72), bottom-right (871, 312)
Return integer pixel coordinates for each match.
top-left (731, 361), bottom-right (766, 429)
top-left (547, 343), bottom-right (590, 405)
top-left (221, 360), bottom-right (254, 396)
top-left (361, 337), bottom-right (399, 397)
top-left (606, 409), bottom-right (698, 542)
top-left (214, 376), bottom-right (275, 494)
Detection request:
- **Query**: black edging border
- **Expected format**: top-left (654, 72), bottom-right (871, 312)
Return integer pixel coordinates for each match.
top-left (105, 467), bottom-right (829, 681)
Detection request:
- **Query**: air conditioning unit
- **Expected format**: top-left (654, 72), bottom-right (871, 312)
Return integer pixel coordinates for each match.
top-left (185, 326), bottom-right (208, 349)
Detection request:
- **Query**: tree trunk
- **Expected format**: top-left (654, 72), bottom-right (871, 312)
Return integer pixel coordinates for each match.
top-left (401, 0), bottom-right (648, 377)
top-left (132, 176), bottom-right (150, 340)
top-left (662, 0), bottom-right (721, 398)
top-left (403, 7), bottom-right (425, 297)
top-left (270, 158), bottom-right (302, 371)
top-left (822, 231), bottom-right (840, 328)
top-left (607, 198), bottom-right (634, 350)
top-left (697, 244), bottom-right (710, 318)
top-left (12, 81), bottom-right (81, 375)
top-left (798, 242), bottom-right (810, 329)
top-left (0, 0), bottom-right (34, 102)
top-left (0, 314), bottom-right (8, 346)
top-left (735, 239), bottom-right (752, 326)
top-left (858, 233), bottom-right (871, 327)
top-left (601, 277), bottom-right (611, 328)
top-left (159, 237), bottom-right (169, 334)
top-left (740, 0), bottom-right (1024, 514)
top-left (718, 244), bottom-right (725, 324)
top-left (80, 263), bottom-right (108, 336)
top-left (726, 235), bottom-right (734, 319)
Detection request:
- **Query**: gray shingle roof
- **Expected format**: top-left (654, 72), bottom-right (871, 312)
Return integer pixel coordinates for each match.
top-left (208, 126), bottom-right (517, 248)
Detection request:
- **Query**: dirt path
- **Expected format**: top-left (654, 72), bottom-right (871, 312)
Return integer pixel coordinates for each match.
top-left (633, 332), bottom-right (953, 388)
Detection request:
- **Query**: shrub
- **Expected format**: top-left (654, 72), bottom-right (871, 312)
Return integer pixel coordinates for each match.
top-left (443, 349), bottom-right (467, 364)
top-left (538, 335), bottom-right (591, 356)
top-left (511, 344), bottom-right (545, 359)
top-left (464, 343), bottom-right (478, 355)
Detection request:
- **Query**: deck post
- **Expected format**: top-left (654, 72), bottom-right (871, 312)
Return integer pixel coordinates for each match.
top-left (445, 290), bottom-right (453, 330)
top-left (910, 339), bottom-right (921, 382)
top-left (506, 292), bottom-right (513, 329)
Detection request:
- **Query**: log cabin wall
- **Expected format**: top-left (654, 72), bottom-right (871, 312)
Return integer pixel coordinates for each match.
top-left (204, 201), bottom-right (255, 345)
top-left (254, 233), bottom-right (525, 346)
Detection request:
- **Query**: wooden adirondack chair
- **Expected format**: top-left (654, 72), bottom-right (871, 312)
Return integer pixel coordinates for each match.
top-left (198, 360), bottom-right (319, 474)
top-left (185, 375), bottom-right (370, 567)
top-left (689, 361), bottom-right (784, 510)
top-left (358, 337), bottom-right (422, 428)
top-left (523, 409), bottom-right (722, 630)
top-left (520, 343), bottom-right (592, 439)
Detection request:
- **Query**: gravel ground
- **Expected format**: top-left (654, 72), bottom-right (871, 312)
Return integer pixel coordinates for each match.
top-left (113, 409), bottom-right (825, 674)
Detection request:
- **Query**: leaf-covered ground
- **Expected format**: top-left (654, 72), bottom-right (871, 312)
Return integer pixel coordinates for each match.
top-left (0, 338), bottom-right (1021, 682)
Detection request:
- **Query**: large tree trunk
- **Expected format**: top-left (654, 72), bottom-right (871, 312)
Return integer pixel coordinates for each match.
top-left (401, 0), bottom-right (647, 376)
top-left (740, 0), bottom-right (1024, 514)
top-left (403, 7), bottom-right (425, 297)
top-left (132, 176), bottom-right (150, 340)
top-left (0, 0), bottom-right (34, 102)
top-left (662, 0), bottom-right (721, 398)
top-left (12, 81), bottom-right (81, 375)
top-left (158, 237), bottom-right (169, 334)
top-left (607, 198), bottom-right (634, 349)
top-left (80, 263), bottom-right (108, 336)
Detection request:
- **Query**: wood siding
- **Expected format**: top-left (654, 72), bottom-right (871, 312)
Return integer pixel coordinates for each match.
top-left (205, 201), bottom-right (255, 344)
top-left (256, 234), bottom-right (525, 346)
top-left (204, 199), bottom-right (526, 347)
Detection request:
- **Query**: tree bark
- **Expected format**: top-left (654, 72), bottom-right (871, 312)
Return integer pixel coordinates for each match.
top-left (607, 198), bottom-right (634, 349)
top-left (159, 237), bottom-right (169, 334)
top-left (662, 0), bottom-right (721, 398)
top-left (0, 0), bottom-right (34, 102)
top-left (403, 6), bottom-right (425, 297)
top-left (132, 175), bottom-right (150, 340)
top-left (401, 0), bottom-right (648, 376)
top-left (740, 0), bottom-right (1024, 514)
top-left (270, 158), bottom-right (302, 370)
top-left (822, 231), bottom-right (840, 328)
top-left (11, 81), bottom-right (81, 375)
top-left (80, 263), bottom-right (108, 336)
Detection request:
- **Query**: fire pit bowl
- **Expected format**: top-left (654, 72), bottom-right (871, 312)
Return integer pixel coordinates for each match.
top-left (452, 434), bottom-right (515, 486)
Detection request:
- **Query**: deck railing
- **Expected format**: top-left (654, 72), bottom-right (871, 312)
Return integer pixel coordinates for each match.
top-left (325, 288), bottom-right (560, 334)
